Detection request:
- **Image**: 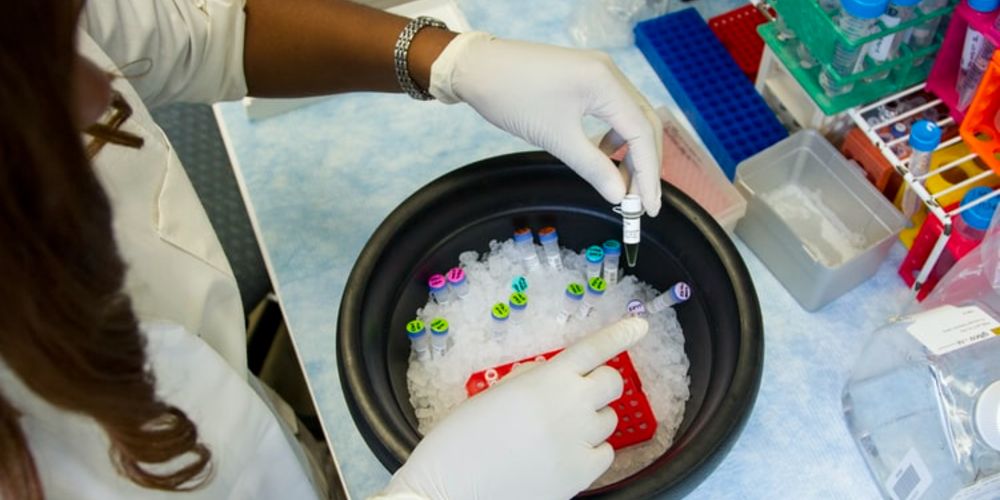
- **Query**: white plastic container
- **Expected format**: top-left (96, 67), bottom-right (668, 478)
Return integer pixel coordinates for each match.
top-left (735, 130), bottom-right (906, 311)
top-left (843, 303), bottom-right (1000, 499)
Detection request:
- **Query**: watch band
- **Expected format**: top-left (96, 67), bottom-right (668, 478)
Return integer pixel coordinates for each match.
top-left (394, 16), bottom-right (448, 101)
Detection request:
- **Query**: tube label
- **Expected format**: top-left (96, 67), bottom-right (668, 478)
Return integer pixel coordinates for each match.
top-left (961, 28), bottom-right (985, 72)
top-left (623, 217), bottom-right (641, 244)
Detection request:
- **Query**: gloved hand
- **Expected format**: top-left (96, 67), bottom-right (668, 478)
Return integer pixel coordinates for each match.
top-left (430, 33), bottom-right (663, 217)
top-left (375, 317), bottom-right (649, 500)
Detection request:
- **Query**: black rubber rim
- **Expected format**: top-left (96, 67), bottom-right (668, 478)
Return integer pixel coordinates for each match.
top-left (337, 151), bottom-right (764, 498)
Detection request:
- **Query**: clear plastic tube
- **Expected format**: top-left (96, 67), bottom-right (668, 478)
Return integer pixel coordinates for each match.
top-left (820, 6), bottom-right (884, 96)
top-left (910, 0), bottom-right (949, 63)
top-left (865, 3), bottom-right (917, 82)
top-left (957, 26), bottom-right (997, 111)
top-left (584, 245), bottom-right (604, 281)
top-left (577, 277), bottom-right (607, 318)
top-left (406, 319), bottom-right (431, 361)
top-left (490, 303), bottom-right (510, 339)
top-left (602, 240), bottom-right (622, 285)
top-left (647, 282), bottom-right (692, 314)
top-left (446, 267), bottom-right (470, 299)
top-left (538, 226), bottom-right (563, 270)
top-left (513, 228), bottom-right (541, 271)
top-left (429, 317), bottom-right (450, 357)
top-left (557, 283), bottom-right (585, 325)
top-left (428, 274), bottom-right (452, 305)
top-left (508, 292), bottom-right (528, 324)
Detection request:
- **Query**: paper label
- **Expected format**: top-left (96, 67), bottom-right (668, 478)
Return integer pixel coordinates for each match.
top-left (885, 448), bottom-right (932, 500)
top-left (906, 305), bottom-right (1000, 356)
top-left (623, 218), bottom-right (640, 244)
top-left (961, 28), bottom-right (985, 71)
top-left (868, 12), bottom-right (902, 62)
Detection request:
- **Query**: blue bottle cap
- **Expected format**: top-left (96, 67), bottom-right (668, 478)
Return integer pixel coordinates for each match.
top-left (842, 0), bottom-right (889, 18)
top-left (890, 0), bottom-right (920, 6)
top-left (889, 122), bottom-right (908, 138)
top-left (960, 187), bottom-right (1000, 231)
top-left (513, 228), bottom-right (533, 243)
top-left (585, 245), bottom-right (604, 263)
top-left (908, 120), bottom-right (941, 152)
top-left (602, 239), bottom-right (622, 255)
top-left (968, 0), bottom-right (1000, 13)
top-left (538, 226), bottom-right (558, 243)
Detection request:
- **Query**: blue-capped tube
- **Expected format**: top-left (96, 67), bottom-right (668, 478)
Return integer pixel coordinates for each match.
top-left (490, 303), bottom-right (510, 339)
top-left (584, 245), bottom-right (604, 281)
top-left (557, 283), bottom-right (585, 325)
top-left (538, 226), bottom-right (563, 270)
top-left (429, 317), bottom-right (450, 357)
top-left (602, 240), bottom-right (622, 285)
top-left (577, 277), bottom-right (607, 319)
top-left (513, 228), bottom-right (541, 271)
top-left (508, 292), bottom-right (528, 324)
top-left (406, 319), bottom-right (431, 361)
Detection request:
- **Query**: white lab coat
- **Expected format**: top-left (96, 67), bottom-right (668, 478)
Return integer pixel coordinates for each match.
top-left (79, 0), bottom-right (250, 374)
top-left (0, 322), bottom-right (319, 500)
top-left (1, 1), bottom-right (325, 497)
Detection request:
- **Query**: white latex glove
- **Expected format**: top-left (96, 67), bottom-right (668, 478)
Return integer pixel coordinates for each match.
top-left (430, 32), bottom-right (663, 217)
top-left (374, 317), bottom-right (649, 500)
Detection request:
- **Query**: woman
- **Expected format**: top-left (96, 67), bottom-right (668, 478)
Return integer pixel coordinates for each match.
top-left (0, 1), bottom-right (654, 498)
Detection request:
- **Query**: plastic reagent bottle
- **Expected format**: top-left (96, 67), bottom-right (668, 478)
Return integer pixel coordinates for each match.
top-left (508, 292), bottom-right (528, 324)
top-left (427, 274), bottom-right (452, 305)
top-left (513, 227), bottom-right (541, 271)
top-left (429, 317), bottom-right (450, 357)
top-left (956, 0), bottom-right (1000, 111)
top-left (954, 186), bottom-right (1000, 242)
top-left (865, 0), bottom-right (920, 82)
top-left (406, 319), bottom-right (431, 361)
top-left (910, 0), bottom-right (949, 60)
top-left (820, 0), bottom-right (890, 97)
top-left (557, 283), bottom-right (585, 325)
top-left (615, 194), bottom-right (644, 268)
top-left (490, 303), bottom-right (510, 339)
top-left (647, 282), bottom-right (692, 314)
top-left (446, 267), bottom-right (470, 299)
top-left (537, 226), bottom-right (563, 270)
top-left (577, 277), bottom-right (607, 318)
top-left (585, 245), bottom-right (604, 281)
top-left (901, 120), bottom-right (942, 218)
top-left (602, 239), bottom-right (622, 285)
top-left (843, 304), bottom-right (1000, 500)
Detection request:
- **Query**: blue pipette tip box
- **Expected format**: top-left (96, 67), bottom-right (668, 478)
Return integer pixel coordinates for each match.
top-left (635, 8), bottom-right (787, 180)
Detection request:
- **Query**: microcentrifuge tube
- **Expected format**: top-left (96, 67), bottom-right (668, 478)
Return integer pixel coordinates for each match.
top-left (429, 317), bottom-right (450, 357)
top-left (406, 319), bottom-right (431, 361)
top-left (446, 267), bottom-right (470, 299)
top-left (602, 240), bottom-right (621, 285)
top-left (577, 277), bottom-right (607, 319)
top-left (508, 292), bottom-right (528, 324)
top-left (626, 299), bottom-right (647, 318)
top-left (557, 283), bottom-right (585, 325)
top-left (615, 194), bottom-right (644, 268)
top-left (537, 226), bottom-right (563, 270)
top-left (584, 245), bottom-right (604, 281)
top-left (513, 228), bottom-right (541, 271)
top-left (511, 275), bottom-right (528, 293)
top-left (428, 274), bottom-right (452, 305)
top-left (647, 282), bottom-right (692, 314)
top-left (490, 303), bottom-right (510, 339)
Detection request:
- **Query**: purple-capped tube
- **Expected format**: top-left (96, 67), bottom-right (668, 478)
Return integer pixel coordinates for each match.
top-left (648, 282), bottom-right (692, 314)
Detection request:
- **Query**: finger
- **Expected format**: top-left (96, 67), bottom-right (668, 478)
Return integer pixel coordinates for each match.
top-left (549, 130), bottom-right (628, 204)
top-left (585, 365), bottom-right (624, 410)
top-left (598, 128), bottom-right (628, 158)
top-left (589, 69), bottom-right (663, 217)
top-left (579, 442), bottom-right (615, 486)
top-left (584, 407), bottom-right (620, 447)
top-left (553, 317), bottom-right (649, 375)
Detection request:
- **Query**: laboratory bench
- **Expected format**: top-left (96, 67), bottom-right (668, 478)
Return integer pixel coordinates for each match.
top-left (214, 0), bottom-right (912, 497)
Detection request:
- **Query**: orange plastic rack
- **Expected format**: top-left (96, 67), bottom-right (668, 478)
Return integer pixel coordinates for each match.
top-left (960, 51), bottom-right (1000, 175)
